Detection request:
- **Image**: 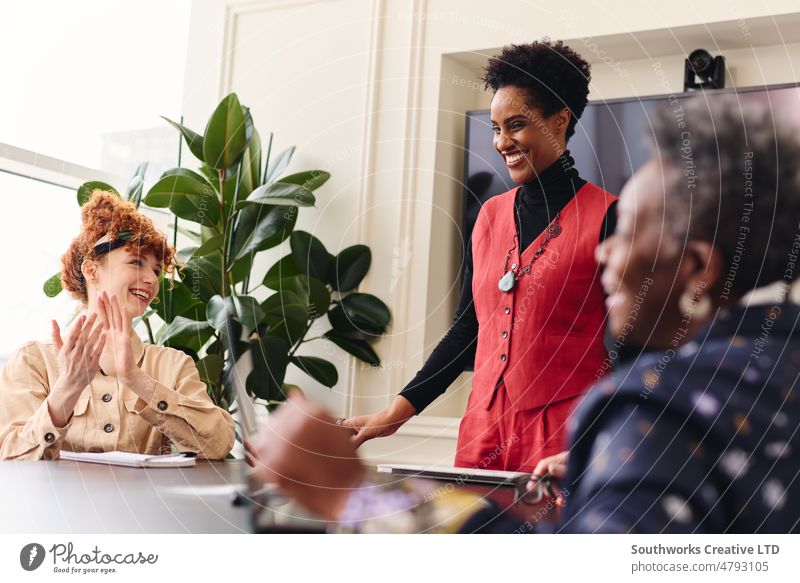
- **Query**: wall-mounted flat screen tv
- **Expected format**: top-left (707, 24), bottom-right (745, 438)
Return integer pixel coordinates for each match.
top-left (462, 84), bottom-right (800, 265)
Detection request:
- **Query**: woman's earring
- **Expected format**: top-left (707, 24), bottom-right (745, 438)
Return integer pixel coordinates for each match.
top-left (679, 290), bottom-right (712, 320)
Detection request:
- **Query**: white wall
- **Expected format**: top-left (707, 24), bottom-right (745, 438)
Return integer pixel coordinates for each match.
top-left (184, 0), bottom-right (800, 465)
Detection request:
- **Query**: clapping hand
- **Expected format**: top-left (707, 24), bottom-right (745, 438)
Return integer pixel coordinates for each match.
top-left (48, 313), bottom-right (106, 427)
top-left (96, 291), bottom-right (136, 382)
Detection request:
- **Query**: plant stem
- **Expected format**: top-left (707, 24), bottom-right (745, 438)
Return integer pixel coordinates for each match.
top-left (219, 169), bottom-right (229, 297)
top-left (288, 321), bottom-right (314, 358)
top-left (143, 315), bottom-right (155, 344)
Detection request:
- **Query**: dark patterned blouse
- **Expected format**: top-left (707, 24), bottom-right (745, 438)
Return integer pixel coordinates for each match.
top-left (464, 301), bottom-right (800, 533)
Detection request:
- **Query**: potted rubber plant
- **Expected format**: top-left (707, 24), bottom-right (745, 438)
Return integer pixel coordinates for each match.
top-left (44, 93), bottom-right (391, 415)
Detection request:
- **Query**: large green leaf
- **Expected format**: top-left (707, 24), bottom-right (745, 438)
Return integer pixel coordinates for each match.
top-left (291, 356), bottom-right (338, 388)
top-left (246, 336), bottom-right (291, 401)
top-left (193, 234), bottom-right (225, 258)
top-left (269, 274), bottom-right (330, 321)
top-left (232, 205), bottom-right (297, 262)
top-left (125, 162), bottom-right (149, 207)
top-left (196, 354), bottom-right (224, 386)
top-left (178, 250), bottom-right (223, 301)
top-left (207, 294), bottom-right (265, 336)
top-left (237, 181), bottom-right (316, 209)
top-left (260, 285), bottom-right (309, 344)
top-left (264, 146), bottom-right (295, 185)
top-left (262, 254), bottom-right (301, 290)
top-left (145, 172), bottom-right (221, 228)
top-left (177, 245), bottom-right (198, 264)
top-left (203, 93), bottom-right (249, 170)
top-left (164, 329), bottom-right (214, 352)
top-left (162, 116), bottom-right (205, 162)
top-left (278, 170), bottom-right (330, 191)
top-left (340, 293), bottom-right (391, 327)
top-left (329, 245), bottom-right (371, 292)
top-left (324, 331), bottom-right (380, 367)
top-left (262, 313), bottom-right (308, 345)
top-left (77, 181), bottom-right (119, 206)
top-left (157, 316), bottom-right (212, 344)
top-left (290, 231), bottom-right (332, 281)
top-left (238, 115), bottom-right (261, 196)
top-left (328, 293), bottom-right (391, 338)
top-left (169, 223), bottom-right (201, 243)
top-left (261, 289), bottom-right (308, 319)
top-left (43, 272), bottom-right (63, 298)
top-left (154, 278), bottom-right (205, 322)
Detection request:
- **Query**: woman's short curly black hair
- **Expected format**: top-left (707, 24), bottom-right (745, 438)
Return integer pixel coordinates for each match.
top-left (482, 40), bottom-right (591, 140)
top-left (652, 95), bottom-right (800, 296)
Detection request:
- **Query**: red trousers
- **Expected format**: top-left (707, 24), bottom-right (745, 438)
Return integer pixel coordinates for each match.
top-left (453, 380), bottom-right (581, 473)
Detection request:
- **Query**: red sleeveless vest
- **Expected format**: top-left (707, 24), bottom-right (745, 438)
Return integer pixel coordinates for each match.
top-left (468, 182), bottom-right (616, 412)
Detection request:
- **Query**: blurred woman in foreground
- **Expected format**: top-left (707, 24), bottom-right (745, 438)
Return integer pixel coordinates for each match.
top-left (249, 96), bottom-right (800, 533)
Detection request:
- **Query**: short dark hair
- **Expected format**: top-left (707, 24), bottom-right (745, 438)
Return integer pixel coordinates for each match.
top-left (482, 40), bottom-right (591, 140)
top-left (652, 95), bottom-right (800, 296)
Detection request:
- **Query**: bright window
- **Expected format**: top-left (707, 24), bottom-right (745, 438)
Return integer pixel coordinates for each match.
top-left (0, 0), bottom-right (191, 362)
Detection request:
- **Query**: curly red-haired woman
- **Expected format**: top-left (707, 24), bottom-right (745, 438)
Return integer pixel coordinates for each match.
top-left (0, 190), bottom-right (234, 460)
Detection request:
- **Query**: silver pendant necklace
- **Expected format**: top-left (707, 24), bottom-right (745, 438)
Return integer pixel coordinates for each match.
top-left (498, 210), bottom-right (562, 294)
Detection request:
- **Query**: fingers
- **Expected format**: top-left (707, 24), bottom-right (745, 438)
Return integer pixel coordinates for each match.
top-left (84, 319), bottom-right (105, 365)
top-left (51, 320), bottom-right (63, 352)
top-left (340, 416), bottom-right (363, 430)
top-left (547, 460), bottom-right (568, 478)
top-left (87, 333), bottom-right (106, 367)
top-left (73, 313), bottom-right (98, 358)
top-left (532, 451), bottom-right (569, 478)
top-left (64, 315), bottom-right (85, 353)
top-left (532, 458), bottom-right (551, 478)
top-left (351, 428), bottom-right (369, 448)
top-left (110, 294), bottom-right (122, 330)
top-left (97, 292), bottom-right (111, 331)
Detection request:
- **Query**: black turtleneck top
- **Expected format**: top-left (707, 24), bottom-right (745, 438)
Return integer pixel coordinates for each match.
top-left (398, 153), bottom-right (618, 413)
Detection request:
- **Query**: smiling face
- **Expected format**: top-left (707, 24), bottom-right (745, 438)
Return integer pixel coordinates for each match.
top-left (82, 246), bottom-right (162, 321)
top-left (490, 85), bottom-right (570, 184)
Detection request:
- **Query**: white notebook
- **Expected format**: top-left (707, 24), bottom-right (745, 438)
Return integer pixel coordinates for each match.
top-left (59, 450), bottom-right (197, 468)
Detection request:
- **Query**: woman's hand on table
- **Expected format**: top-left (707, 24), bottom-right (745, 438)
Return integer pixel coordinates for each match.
top-left (342, 395), bottom-right (417, 448)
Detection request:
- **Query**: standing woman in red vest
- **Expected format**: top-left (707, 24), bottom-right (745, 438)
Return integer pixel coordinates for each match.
top-left (344, 40), bottom-right (617, 472)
